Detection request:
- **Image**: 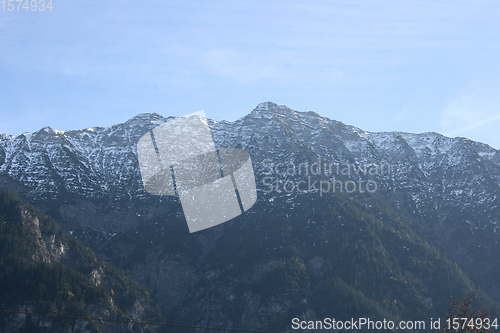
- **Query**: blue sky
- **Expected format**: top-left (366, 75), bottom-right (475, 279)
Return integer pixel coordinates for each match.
top-left (1, 0), bottom-right (500, 148)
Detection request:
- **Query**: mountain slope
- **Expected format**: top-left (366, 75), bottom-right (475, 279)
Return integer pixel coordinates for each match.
top-left (0, 189), bottom-right (163, 333)
top-left (95, 185), bottom-right (497, 332)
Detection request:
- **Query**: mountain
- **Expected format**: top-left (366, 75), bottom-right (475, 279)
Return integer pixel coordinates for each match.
top-left (0, 189), bottom-right (164, 332)
top-left (1, 102), bottom-right (499, 332)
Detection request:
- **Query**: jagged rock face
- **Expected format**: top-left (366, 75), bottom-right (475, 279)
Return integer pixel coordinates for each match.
top-left (2, 102), bottom-right (498, 215)
top-left (1, 102), bottom-right (499, 239)
top-left (1, 102), bottom-right (500, 330)
top-left (19, 206), bottom-right (66, 264)
top-left (2, 102), bottom-right (498, 229)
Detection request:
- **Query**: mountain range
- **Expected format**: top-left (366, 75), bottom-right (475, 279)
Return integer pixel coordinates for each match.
top-left (1, 101), bottom-right (499, 332)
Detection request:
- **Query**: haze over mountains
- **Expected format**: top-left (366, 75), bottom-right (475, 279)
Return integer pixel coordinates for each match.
top-left (1, 102), bottom-right (499, 332)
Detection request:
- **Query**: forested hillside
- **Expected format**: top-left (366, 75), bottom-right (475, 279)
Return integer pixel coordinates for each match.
top-left (0, 189), bottom-right (163, 333)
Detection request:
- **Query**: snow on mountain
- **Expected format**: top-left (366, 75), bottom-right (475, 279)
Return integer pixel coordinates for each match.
top-left (1, 102), bottom-right (499, 208)
top-left (2, 101), bottom-right (500, 306)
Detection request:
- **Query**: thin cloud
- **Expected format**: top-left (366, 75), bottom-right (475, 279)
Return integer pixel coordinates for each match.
top-left (441, 84), bottom-right (500, 147)
top-left (445, 114), bottom-right (500, 136)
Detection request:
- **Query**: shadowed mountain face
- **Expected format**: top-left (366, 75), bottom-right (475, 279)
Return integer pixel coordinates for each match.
top-left (0, 189), bottom-right (163, 333)
top-left (1, 102), bottom-right (499, 331)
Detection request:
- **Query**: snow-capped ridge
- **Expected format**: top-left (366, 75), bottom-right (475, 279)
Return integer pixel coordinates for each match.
top-left (0, 134), bottom-right (15, 141)
top-left (0, 102), bottom-right (499, 202)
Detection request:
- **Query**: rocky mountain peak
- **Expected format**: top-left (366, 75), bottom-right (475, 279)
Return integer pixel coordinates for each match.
top-left (0, 134), bottom-right (14, 141)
